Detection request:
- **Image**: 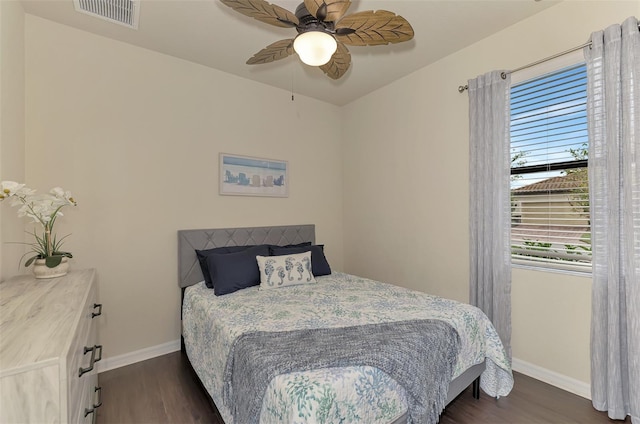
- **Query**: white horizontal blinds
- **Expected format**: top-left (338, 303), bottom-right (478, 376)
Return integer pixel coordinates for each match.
top-left (510, 64), bottom-right (591, 270)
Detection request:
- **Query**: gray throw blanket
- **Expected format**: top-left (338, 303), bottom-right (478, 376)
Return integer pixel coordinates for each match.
top-left (223, 319), bottom-right (460, 424)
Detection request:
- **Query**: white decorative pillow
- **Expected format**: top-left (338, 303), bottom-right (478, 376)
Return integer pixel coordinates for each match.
top-left (256, 252), bottom-right (316, 289)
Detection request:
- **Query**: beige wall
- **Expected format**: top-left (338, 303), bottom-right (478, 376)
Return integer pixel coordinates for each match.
top-left (512, 268), bottom-right (591, 383)
top-left (0, 0), bottom-right (26, 282)
top-left (342, 1), bottom-right (638, 389)
top-left (24, 15), bottom-right (344, 358)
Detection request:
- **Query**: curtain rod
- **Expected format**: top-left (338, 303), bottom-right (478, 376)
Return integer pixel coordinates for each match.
top-left (457, 42), bottom-right (589, 93)
top-left (457, 22), bottom-right (640, 94)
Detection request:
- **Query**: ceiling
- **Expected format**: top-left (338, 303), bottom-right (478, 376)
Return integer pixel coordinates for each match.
top-left (20, 0), bottom-right (559, 106)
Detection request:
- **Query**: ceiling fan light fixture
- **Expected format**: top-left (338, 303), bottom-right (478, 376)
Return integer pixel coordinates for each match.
top-left (293, 31), bottom-right (337, 66)
top-left (221, 0), bottom-right (414, 79)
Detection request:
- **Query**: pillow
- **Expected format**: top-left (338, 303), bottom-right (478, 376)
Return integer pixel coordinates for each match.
top-left (206, 244), bottom-right (270, 296)
top-left (196, 242), bottom-right (311, 288)
top-left (196, 245), bottom-right (253, 288)
top-left (269, 245), bottom-right (332, 276)
top-left (266, 242), bottom-right (312, 250)
top-left (256, 252), bottom-right (316, 289)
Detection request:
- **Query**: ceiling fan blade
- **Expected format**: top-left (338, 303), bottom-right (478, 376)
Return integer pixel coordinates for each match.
top-left (335, 10), bottom-right (414, 46)
top-left (220, 0), bottom-right (298, 28)
top-left (246, 39), bottom-right (295, 64)
top-left (303, 0), bottom-right (351, 23)
top-left (320, 41), bottom-right (351, 79)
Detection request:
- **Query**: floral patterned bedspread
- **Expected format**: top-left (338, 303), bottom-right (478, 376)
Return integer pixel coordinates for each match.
top-left (182, 272), bottom-right (513, 424)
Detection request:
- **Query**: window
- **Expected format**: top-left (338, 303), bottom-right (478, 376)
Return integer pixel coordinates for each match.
top-left (510, 63), bottom-right (591, 272)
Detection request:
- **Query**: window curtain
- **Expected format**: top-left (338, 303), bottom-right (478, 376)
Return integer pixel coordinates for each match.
top-left (468, 71), bottom-right (512, 360)
top-left (585, 16), bottom-right (640, 423)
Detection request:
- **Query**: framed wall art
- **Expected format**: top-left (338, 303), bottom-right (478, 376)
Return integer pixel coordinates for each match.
top-left (219, 153), bottom-right (288, 197)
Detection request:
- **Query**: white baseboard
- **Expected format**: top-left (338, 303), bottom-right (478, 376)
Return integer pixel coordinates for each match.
top-left (512, 357), bottom-right (591, 400)
top-left (96, 339), bottom-right (181, 373)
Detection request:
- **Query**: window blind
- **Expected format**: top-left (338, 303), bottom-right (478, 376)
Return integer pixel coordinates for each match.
top-left (510, 64), bottom-right (591, 271)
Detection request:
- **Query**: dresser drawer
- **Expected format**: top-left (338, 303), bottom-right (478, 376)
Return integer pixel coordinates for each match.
top-left (67, 282), bottom-right (101, 424)
top-left (0, 364), bottom-right (60, 423)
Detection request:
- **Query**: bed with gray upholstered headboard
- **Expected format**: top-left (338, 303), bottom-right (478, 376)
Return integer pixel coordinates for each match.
top-left (178, 224), bottom-right (315, 288)
top-left (178, 224), bottom-right (512, 424)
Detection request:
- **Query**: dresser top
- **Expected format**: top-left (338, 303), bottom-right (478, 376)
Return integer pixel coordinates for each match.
top-left (0, 269), bottom-right (96, 375)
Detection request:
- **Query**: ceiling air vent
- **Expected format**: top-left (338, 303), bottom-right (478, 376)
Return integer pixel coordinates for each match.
top-left (73, 0), bottom-right (140, 29)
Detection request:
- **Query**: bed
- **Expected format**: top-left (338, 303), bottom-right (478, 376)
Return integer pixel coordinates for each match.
top-left (178, 224), bottom-right (513, 424)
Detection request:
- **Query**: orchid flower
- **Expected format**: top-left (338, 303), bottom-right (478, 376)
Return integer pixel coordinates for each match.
top-left (0, 181), bottom-right (77, 268)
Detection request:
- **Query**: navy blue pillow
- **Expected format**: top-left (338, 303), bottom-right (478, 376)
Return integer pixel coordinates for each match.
top-left (265, 242), bottom-right (311, 251)
top-left (269, 245), bottom-right (331, 276)
top-left (206, 244), bottom-right (270, 296)
top-left (196, 245), bottom-right (253, 288)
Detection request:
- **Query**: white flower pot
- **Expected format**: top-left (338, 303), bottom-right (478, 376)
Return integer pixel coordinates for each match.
top-left (33, 257), bottom-right (69, 279)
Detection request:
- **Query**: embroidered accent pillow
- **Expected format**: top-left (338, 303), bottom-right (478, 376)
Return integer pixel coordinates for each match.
top-left (256, 252), bottom-right (316, 289)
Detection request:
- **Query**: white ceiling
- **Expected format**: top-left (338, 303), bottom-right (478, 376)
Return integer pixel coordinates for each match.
top-left (20, 0), bottom-right (559, 105)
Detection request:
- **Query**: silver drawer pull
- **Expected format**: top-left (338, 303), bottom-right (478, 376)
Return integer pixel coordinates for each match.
top-left (91, 303), bottom-right (102, 318)
top-left (84, 386), bottom-right (103, 424)
top-left (79, 345), bottom-right (102, 377)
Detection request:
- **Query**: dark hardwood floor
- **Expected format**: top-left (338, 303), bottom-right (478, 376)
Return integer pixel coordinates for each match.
top-left (97, 351), bottom-right (621, 424)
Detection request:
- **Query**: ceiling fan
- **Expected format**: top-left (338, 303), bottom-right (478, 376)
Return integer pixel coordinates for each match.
top-left (219, 0), bottom-right (415, 79)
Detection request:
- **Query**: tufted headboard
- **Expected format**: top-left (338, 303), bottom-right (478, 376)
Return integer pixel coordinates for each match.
top-left (177, 224), bottom-right (315, 288)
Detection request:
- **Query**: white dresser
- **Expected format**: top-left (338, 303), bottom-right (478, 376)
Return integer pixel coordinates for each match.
top-left (0, 269), bottom-right (103, 423)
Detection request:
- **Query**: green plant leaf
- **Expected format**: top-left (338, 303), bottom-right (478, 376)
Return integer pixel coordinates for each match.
top-left (24, 255), bottom-right (39, 267)
top-left (45, 256), bottom-right (63, 268)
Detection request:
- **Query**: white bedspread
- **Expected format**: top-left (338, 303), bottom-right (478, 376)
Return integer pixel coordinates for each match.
top-left (182, 272), bottom-right (513, 424)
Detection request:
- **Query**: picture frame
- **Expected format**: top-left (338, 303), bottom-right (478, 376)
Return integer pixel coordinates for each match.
top-left (219, 153), bottom-right (288, 197)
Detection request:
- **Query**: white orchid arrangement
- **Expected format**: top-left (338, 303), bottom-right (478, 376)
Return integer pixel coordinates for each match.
top-left (0, 181), bottom-right (77, 268)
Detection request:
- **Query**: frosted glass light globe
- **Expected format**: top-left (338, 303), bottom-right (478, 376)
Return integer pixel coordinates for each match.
top-left (293, 31), bottom-right (338, 66)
